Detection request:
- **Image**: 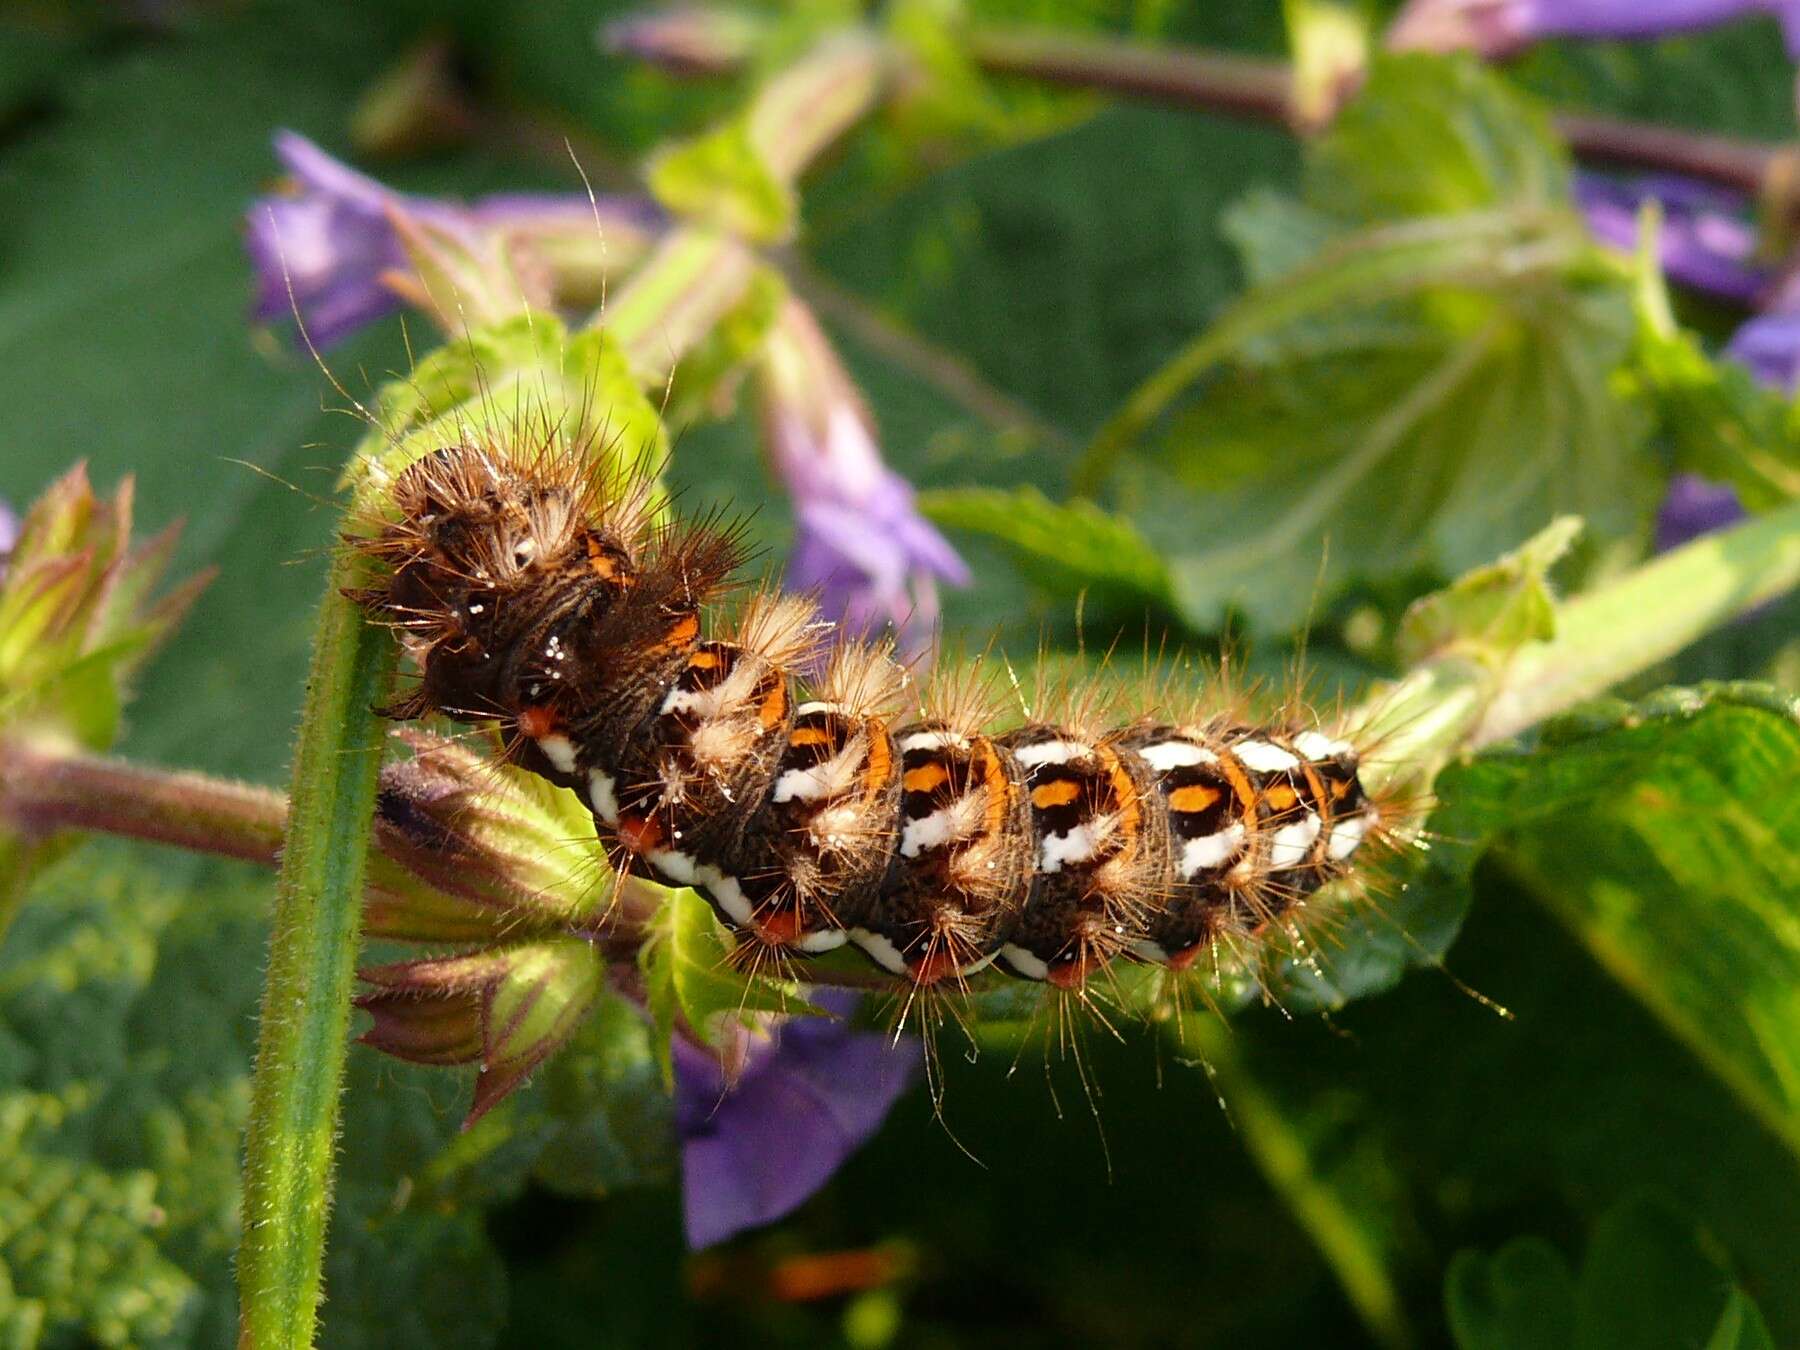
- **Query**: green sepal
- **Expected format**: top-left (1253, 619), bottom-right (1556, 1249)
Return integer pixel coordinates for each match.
top-left (1395, 516), bottom-right (1582, 668)
top-left (638, 888), bottom-right (823, 1086)
top-left (646, 116), bottom-right (796, 244)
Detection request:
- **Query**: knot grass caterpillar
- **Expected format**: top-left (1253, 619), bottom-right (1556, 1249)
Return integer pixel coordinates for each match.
top-left (348, 434), bottom-right (1410, 1021)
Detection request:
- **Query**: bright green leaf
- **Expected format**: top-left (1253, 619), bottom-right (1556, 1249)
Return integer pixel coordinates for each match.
top-left (1396, 516), bottom-right (1582, 667)
top-left (639, 888), bottom-right (816, 1085)
top-left (917, 484), bottom-right (1177, 614)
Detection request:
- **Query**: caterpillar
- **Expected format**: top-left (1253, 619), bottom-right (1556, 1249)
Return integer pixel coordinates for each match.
top-left (350, 437), bottom-right (1394, 997)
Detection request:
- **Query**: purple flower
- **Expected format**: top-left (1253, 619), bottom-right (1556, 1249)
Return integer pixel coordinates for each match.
top-left (246, 131), bottom-right (663, 347)
top-left (0, 500), bottom-right (16, 586)
top-left (758, 298), bottom-right (970, 657)
top-left (1389, 0), bottom-right (1800, 58)
top-left (1724, 266), bottom-right (1800, 385)
top-left (1656, 472), bottom-right (1748, 549)
top-left (1575, 173), bottom-right (1770, 304)
top-left (674, 996), bottom-right (918, 1249)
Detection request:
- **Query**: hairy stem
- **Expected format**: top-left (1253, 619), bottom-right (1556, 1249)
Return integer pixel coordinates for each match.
top-left (237, 554), bottom-right (396, 1350)
top-left (0, 737), bottom-right (287, 863)
top-left (964, 25), bottom-right (1786, 192)
top-left (615, 12), bottom-right (1790, 194)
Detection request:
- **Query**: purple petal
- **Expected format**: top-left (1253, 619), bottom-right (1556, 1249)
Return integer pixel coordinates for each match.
top-left (1574, 173), bottom-right (1769, 304)
top-left (1390, 0), bottom-right (1800, 56)
top-left (760, 328), bottom-right (970, 654)
top-left (246, 134), bottom-right (413, 347)
top-left (0, 499), bottom-right (16, 586)
top-left (1656, 473), bottom-right (1747, 550)
top-left (1527, 0), bottom-right (1790, 42)
top-left (675, 1002), bottom-right (918, 1249)
top-left (1726, 306), bottom-right (1800, 387)
top-left (246, 131), bottom-right (657, 349)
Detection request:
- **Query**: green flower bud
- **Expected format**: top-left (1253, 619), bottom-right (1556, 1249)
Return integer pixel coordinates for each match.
top-left (0, 465), bottom-right (208, 751)
top-left (356, 935), bottom-right (606, 1125)
top-left (372, 729), bottom-right (617, 940)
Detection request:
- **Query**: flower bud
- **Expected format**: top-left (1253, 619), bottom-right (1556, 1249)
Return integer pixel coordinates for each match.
top-left (0, 465), bottom-right (207, 750)
top-left (756, 297), bottom-right (968, 657)
top-left (357, 935), bottom-right (606, 1124)
top-left (370, 729), bottom-right (615, 940)
top-left (601, 7), bottom-right (765, 76)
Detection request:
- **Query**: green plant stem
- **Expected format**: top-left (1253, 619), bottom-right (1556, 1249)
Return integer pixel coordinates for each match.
top-left (1476, 497), bottom-right (1800, 744)
top-left (236, 555), bottom-right (396, 1350)
top-left (596, 224), bottom-right (758, 382)
top-left (1356, 495), bottom-right (1800, 801)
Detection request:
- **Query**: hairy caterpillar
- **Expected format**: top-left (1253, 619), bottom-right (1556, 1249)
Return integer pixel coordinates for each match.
top-left (350, 437), bottom-right (1396, 997)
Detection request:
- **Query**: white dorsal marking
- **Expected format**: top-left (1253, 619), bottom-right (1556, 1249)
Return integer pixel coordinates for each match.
top-left (1179, 825), bottom-right (1244, 878)
top-left (1293, 730), bottom-right (1353, 761)
top-left (1136, 740), bottom-right (1217, 771)
top-left (899, 729), bottom-right (969, 754)
top-left (1234, 739), bottom-right (1300, 773)
top-left (1267, 813), bottom-right (1323, 868)
top-left (1011, 739), bottom-right (1093, 768)
top-left (586, 769), bottom-right (620, 825)
top-left (536, 734), bottom-right (577, 775)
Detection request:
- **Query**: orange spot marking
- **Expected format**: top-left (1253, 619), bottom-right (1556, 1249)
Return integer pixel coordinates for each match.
top-left (587, 548), bottom-right (618, 580)
top-left (1169, 784), bottom-right (1222, 813)
top-left (657, 613), bottom-right (700, 651)
top-left (1297, 760), bottom-right (1329, 829)
top-left (1097, 745), bottom-right (1140, 836)
top-left (755, 906), bottom-right (806, 947)
top-left (1218, 753), bottom-right (1259, 819)
top-left (861, 723), bottom-right (893, 800)
top-left (1331, 777), bottom-right (1354, 800)
top-left (1264, 784), bottom-right (1299, 812)
top-left (1031, 779), bottom-right (1082, 810)
top-left (902, 761), bottom-right (949, 794)
top-left (517, 706), bottom-right (557, 738)
top-left (616, 812), bottom-right (666, 855)
top-left (1046, 952), bottom-right (1092, 990)
top-left (686, 649), bottom-right (722, 671)
top-left (908, 944), bottom-right (965, 987)
top-left (789, 726), bottom-right (832, 747)
top-left (978, 740), bottom-right (1010, 838)
top-left (758, 680), bottom-right (787, 730)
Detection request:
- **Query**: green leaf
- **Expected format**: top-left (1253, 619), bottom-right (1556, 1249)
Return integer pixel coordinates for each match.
top-left (1624, 235), bottom-right (1800, 512)
top-left (1083, 56), bottom-right (1655, 633)
top-left (1706, 1291), bottom-right (1777, 1350)
top-left (638, 888), bottom-right (816, 1085)
top-left (1424, 683), bottom-right (1800, 1161)
top-left (1445, 1195), bottom-right (1773, 1350)
top-left (917, 484), bottom-right (1177, 614)
top-left (1309, 54), bottom-right (1569, 221)
top-left (1574, 1193), bottom-right (1756, 1350)
top-left (1446, 1238), bottom-right (1577, 1350)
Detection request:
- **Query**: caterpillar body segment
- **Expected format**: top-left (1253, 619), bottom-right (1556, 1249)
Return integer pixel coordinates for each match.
top-left (354, 444), bottom-right (1388, 995)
